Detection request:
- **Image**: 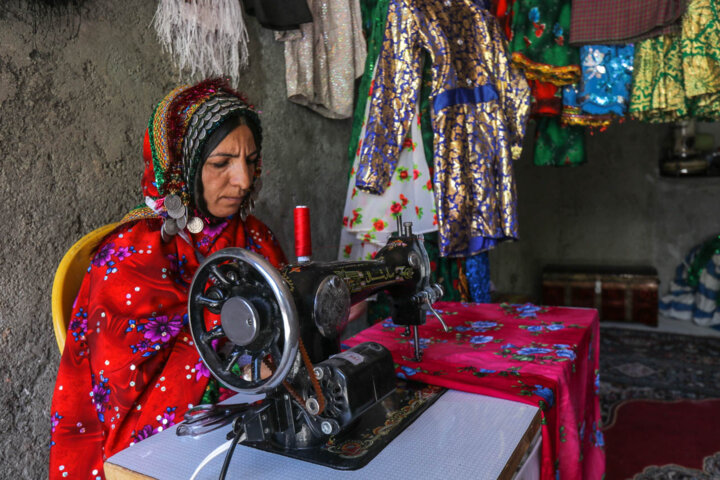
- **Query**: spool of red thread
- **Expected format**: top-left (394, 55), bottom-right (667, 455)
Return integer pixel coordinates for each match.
top-left (294, 205), bottom-right (312, 262)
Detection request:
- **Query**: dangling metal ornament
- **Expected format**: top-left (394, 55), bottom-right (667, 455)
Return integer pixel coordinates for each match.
top-left (164, 194), bottom-right (184, 219)
top-left (187, 216), bottom-right (204, 234)
top-left (176, 214), bottom-right (187, 230)
top-left (161, 218), bottom-right (179, 242)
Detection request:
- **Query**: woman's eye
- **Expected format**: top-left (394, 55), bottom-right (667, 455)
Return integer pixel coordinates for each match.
top-left (210, 161), bottom-right (228, 169)
top-left (247, 154), bottom-right (259, 164)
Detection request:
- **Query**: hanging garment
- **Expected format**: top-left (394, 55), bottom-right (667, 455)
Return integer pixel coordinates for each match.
top-left (464, 252), bottom-right (491, 303)
top-left (279, 0), bottom-right (367, 119)
top-left (355, 0), bottom-right (530, 258)
top-left (347, 0), bottom-right (391, 167)
top-left (630, 0), bottom-right (720, 122)
top-left (491, 0), bottom-right (516, 40)
top-left (560, 85), bottom-right (613, 128)
top-left (342, 1), bottom-right (490, 308)
top-left (242, 0), bottom-right (312, 30)
top-left (533, 116), bottom-right (586, 166)
top-left (528, 79), bottom-right (563, 117)
top-left (577, 44), bottom-right (635, 116)
top-left (569, 0), bottom-right (687, 46)
top-left (153, 0), bottom-right (250, 86)
top-left (340, 99), bottom-right (436, 261)
top-left (508, 0), bottom-right (581, 86)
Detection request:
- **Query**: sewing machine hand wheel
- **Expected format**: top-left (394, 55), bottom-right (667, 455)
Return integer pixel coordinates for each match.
top-left (188, 248), bottom-right (299, 394)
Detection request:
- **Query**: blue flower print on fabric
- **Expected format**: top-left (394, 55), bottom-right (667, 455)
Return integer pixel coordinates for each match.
top-left (528, 7), bottom-right (540, 23)
top-left (502, 303), bottom-right (548, 318)
top-left (554, 345), bottom-right (576, 360)
top-left (471, 320), bottom-right (498, 331)
top-left (533, 384), bottom-right (555, 408)
top-left (397, 365), bottom-right (422, 379)
top-left (592, 422), bottom-right (604, 447)
top-left (470, 335), bottom-right (494, 344)
top-left (520, 322), bottom-right (567, 335)
top-left (517, 347), bottom-right (552, 355)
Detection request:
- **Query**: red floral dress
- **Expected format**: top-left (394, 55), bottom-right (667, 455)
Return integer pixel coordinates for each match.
top-left (49, 215), bottom-right (286, 480)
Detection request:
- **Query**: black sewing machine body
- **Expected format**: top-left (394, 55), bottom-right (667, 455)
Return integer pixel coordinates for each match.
top-left (184, 222), bottom-right (446, 468)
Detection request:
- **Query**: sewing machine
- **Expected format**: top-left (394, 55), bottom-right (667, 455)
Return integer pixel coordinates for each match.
top-left (104, 216), bottom-right (545, 479)
top-left (182, 218), bottom-right (448, 468)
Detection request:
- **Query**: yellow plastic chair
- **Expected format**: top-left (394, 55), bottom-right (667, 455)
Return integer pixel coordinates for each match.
top-left (51, 223), bottom-right (119, 353)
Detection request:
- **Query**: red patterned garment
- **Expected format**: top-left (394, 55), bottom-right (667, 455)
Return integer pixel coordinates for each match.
top-left (343, 301), bottom-right (605, 480)
top-left (49, 217), bottom-right (286, 480)
top-left (49, 79), bottom-right (287, 480)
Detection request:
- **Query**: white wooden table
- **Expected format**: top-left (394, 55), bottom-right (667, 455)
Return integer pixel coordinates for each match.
top-left (105, 390), bottom-right (541, 480)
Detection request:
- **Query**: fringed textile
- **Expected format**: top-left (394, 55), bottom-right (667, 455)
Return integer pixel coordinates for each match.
top-left (153, 0), bottom-right (250, 86)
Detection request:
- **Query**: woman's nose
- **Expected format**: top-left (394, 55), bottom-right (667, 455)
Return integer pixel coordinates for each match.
top-left (228, 159), bottom-right (252, 189)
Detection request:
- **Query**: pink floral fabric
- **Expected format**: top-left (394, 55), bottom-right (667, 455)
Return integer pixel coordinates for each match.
top-left (343, 301), bottom-right (605, 480)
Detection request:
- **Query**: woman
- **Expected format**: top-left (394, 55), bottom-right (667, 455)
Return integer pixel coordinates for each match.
top-left (49, 79), bottom-right (287, 479)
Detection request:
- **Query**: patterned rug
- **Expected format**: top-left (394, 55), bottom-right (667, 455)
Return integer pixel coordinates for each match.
top-left (600, 327), bottom-right (720, 479)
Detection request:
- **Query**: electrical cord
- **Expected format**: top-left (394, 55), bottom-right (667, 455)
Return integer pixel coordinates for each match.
top-left (218, 430), bottom-right (246, 480)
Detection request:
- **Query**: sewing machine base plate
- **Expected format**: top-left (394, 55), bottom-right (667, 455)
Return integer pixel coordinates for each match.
top-left (245, 380), bottom-right (445, 470)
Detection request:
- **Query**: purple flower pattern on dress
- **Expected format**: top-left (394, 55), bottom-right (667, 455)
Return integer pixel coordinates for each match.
top-left (91, 384), bottom-right (110, 412)
top-left (195, 360), bottom-right (211, 381)
top-left (134, 425), bottom-right (155, 442)
top-left (92, 242), bottom-right (115, 267)
top-left (90, 375), bottom-right (112, 422)
top-left (51, 412), bottom-right (62, 433)
top-left (155, 407), bottom-right (177, 433)
top-left (115, 246), bottom-right (132, 261)
top-left (70, 308), bottom-right (89, 343)
top-left (143, 315), bottom-right (183, 343)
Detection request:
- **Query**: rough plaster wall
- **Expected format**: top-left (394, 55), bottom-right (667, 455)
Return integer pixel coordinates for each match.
top-left (0, 1), bottom-right (349, 477)
top-left (490, 120), bottom-right (720, 300)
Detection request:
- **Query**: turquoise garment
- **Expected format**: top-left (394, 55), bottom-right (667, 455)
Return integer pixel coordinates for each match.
top-left (578, 45), bottom-right (634, 116)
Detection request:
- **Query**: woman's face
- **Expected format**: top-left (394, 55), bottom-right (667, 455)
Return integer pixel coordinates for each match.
top-left (201, 125), bottom-right (258, 218)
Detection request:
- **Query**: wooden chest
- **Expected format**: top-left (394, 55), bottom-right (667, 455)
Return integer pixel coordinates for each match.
top-left (541, 266), bottom-right (659, 326)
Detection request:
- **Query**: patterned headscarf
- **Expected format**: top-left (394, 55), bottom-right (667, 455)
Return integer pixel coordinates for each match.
top-left (122, 78), bottom-right (262, 237)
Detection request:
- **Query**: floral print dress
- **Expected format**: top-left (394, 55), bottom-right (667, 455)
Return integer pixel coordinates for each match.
top-left (339, 80), bottom-right (437, 262)
top-left (49, 217), bottom-right (286, 479)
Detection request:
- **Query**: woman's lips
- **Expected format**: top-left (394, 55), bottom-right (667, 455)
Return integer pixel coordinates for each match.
top-left (221, 196), bottom-right (244, 204)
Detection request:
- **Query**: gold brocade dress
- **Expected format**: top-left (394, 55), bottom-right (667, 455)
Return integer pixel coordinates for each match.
top-left (630, 0), bottom-right (720, 122)
top-left (354, 0), bottom-right (530, 258)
